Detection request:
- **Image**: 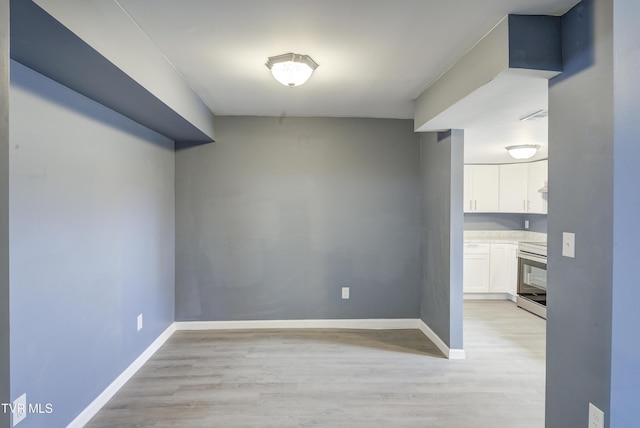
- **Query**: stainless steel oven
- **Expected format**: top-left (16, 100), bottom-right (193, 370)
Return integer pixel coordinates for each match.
top-left (517, 242), bottom-right (547, 319)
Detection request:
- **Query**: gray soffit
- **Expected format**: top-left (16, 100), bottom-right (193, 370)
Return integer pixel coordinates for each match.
top-left (508, 15), bottom-right (562, 72)
top-left (10, 0), bottom-right (214, 144)
top-left (415, 14), bottom-right (562, 132)
top-left (414, 14), bottom-right (562, 163)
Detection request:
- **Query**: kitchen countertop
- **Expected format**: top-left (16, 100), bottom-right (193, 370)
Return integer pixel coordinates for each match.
top-left (464, 230), bottom-right (546, 245)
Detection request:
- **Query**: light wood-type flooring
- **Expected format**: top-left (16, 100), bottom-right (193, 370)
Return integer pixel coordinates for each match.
top-left (87, 301), bottom-right (546, 428)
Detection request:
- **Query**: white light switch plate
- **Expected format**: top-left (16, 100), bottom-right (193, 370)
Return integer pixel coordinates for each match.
top-left (562, 232), bottom-right (575, 258)
top-left (137, 314), bottom-right (143, 331)
top-left (589, 402), bottom-right (604, 428)
top-left (341, 287), bottom-right (349, 299)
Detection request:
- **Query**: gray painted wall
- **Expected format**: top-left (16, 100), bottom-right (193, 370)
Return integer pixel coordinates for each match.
top-left (464, 213), bottom-right (525, 231)
top-left (175, 116), bottom-right (421, 321)
top-left (0, 0), bottom-right (10, 426)
top-left (464, 213), bottom-right (547, 233)
top-left (9, 61), bottom-right (175, 427)
top-left (419, 130), bottom-right (464, 349)
top-left (610, 0), bottom-right (640, 425)
top-left (508, 14), bottom-right (562, 72)
top-left (525, 214), bottom-right (547, 234)
top-left (546, 0), bottom-right (614, 426)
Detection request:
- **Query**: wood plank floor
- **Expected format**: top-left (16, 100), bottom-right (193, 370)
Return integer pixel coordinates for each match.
top-left (87, 301), bottom-right (546, 428)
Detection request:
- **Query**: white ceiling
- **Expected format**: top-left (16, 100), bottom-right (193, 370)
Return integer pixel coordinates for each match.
top-left (419, 71), bottom-right (550, 163)
top-left (115, 0), bottom-right (578, 161)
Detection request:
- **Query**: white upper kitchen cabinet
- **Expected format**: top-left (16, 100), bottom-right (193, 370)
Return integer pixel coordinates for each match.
top-left (463, 165), bottom-right (472, 212)
top-left (499, 163), bottom-right (528, 213)
top-left (527, 160), bottom-right (548, 214)
top-left (464, 164), bottom-right (499, 213)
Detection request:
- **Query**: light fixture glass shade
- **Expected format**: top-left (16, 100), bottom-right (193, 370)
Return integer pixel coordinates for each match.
top-left (506, 144), bottom-right (540, 160)
top-left (266, 53), bottom-right (318, 87)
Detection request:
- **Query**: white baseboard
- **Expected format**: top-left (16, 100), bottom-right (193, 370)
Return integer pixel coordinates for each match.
top-left (417, 320), bottom-right (466, 360)
top-left (464, 292), bottom-right (516, 302)
top-left (175, 318), bottom-right (419, 331)
top-left (66, 323), bottom-right (176, 428)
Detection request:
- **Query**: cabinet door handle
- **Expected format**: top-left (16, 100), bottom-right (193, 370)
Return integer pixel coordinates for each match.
top-left (523, 200), bottom-right (526, 211)
top-left (470, 200), bottom-right (473, 211)
top-left (474, 200), bottom-right (477, 210)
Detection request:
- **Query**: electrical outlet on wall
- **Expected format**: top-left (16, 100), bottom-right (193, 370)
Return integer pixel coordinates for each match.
top-left (137, 314), bottom-right (143, 331)
top-left (589, 403), bottom-right (604, 428)
top-left (341, 287), bottom-right (349, 299)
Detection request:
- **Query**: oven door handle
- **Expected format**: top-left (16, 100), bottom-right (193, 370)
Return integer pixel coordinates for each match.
top-left (518, 251), bottom-right (547, 265)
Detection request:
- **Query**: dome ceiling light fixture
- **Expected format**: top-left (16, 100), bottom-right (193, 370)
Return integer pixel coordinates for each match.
top-left (506, 144), bottom-right (540, 160)
top-left (265, 53), bottom-right (318, 87)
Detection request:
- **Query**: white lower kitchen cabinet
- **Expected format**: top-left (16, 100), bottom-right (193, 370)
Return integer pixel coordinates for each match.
top-left (489, 243), bottom-right (518, 296)
top-left (463, 243), bottom-right (491, 293)
top-left (464, 242), bottom-right (518, 299)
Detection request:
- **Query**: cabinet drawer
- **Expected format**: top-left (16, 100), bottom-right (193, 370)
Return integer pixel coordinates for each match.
top-left (463, 243), bottom-right (490, 255)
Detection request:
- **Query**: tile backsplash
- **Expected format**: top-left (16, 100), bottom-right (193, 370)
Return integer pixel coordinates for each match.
top-left (464, 230), bottom-right (547, 242)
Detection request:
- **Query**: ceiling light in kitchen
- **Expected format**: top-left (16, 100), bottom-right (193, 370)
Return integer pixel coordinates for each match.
top-left (506, 145), bottom-right (540, 160)
top-left (265, 53), bottom-right (318, 87)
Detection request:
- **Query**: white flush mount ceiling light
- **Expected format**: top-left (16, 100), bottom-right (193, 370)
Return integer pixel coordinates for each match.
top-left (506, 145), bottom-right (540, 160)
top-left (265, 53), bottom-right (318, 87)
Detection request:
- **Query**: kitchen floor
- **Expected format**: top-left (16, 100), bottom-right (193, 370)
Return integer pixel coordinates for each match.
top-left (87, 301), bottom-right (546, 428)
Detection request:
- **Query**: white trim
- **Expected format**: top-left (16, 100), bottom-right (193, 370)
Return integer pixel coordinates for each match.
top-left (417, 320), bottom-right (466, 360)
top-left (66, 324), bottom-right (176, 428)
top-left (464, 292), bottom-right (516, 302)
top-left (448, 349), bottom-right (467, 359)
top-left (175, 318), bottom-right (419, 331)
